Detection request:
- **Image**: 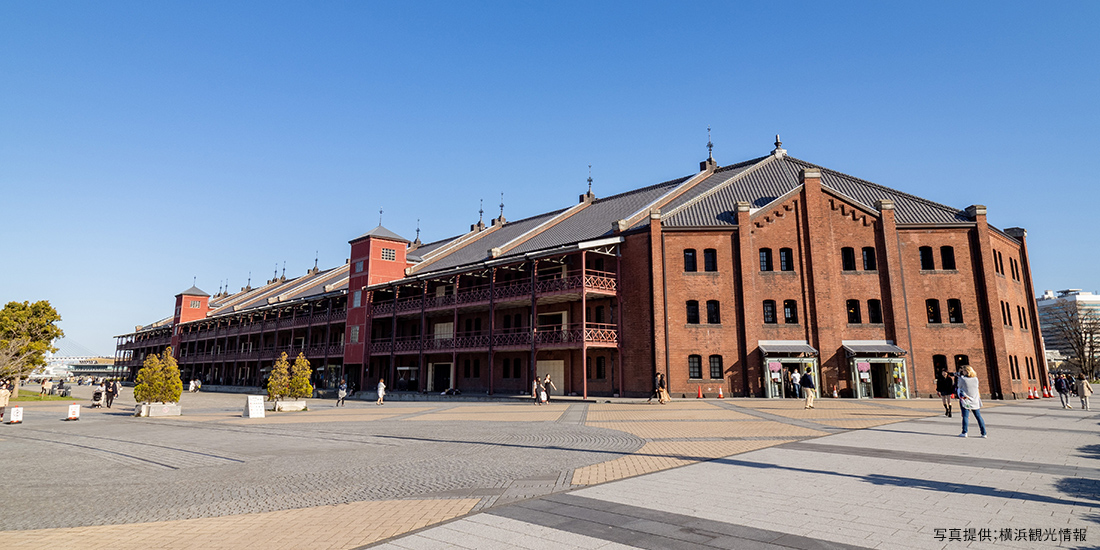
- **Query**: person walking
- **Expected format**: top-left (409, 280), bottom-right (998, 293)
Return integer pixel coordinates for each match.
top-left (657, 373), bottom-right (670, 404)
top-left (937, 370), bottom-right (956, 417)
top-left (375, 378), bottom-right (386, 405)
top-left (0, 381), bottom-right (10, 421)
top-left (336, 379), bottom-right (347, 407)
top-left (647, 372), bottom-right (662, 404)
top-left (790, 369), bottom-right (802, 399)
top-left (1075, 374), bottom-right (1093, 411)
top-left (542, 374), bottom-right (556, 404)
top-left (105, 380), bottom-right (118, 408)
top-left (532, 376), bottom-right (542, 405)
top-left (1055, 374), bottom-right (1073, 409)
top-left (956, 365), bottom-right (988, 438)
top-left (801, 368), bottom-right (816, 409)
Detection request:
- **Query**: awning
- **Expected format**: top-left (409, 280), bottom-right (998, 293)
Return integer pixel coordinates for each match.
top-left (759, 340), bottom-right (818, 355)
top-left (842, 341), bottom-right (907, 356)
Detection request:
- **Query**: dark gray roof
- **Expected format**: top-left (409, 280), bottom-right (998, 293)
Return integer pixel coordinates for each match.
top-left (843, 341), bottom-right (908, 355)
top-left (351, 225), bottom-right (410, 243)
top-left (177, 285), bottom-right (209, 297)
top-left (759, 341), bottom-right (818, 354)
top-left (663, 156), bottom-right (971, 227)
top-left (415, 209), bottom-right (566, 273)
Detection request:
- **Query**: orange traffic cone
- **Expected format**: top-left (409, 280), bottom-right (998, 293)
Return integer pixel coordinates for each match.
top-left (1042, 386), bottom-right (1048, 398)
top-left (1045, 386), bottom-right (1052, 398)
top-left (1027, 387), bottom-right (1036, 400)
top-left (697, 386), bottom-right (704, 399)
top-left (717, 386), bottom-right (724, 399)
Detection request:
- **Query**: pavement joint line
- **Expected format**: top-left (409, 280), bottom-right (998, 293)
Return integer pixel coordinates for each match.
top-left (708, 400), bottom-right (846, 432)
top-left (2, 432), bottom-right (181, 470)
top-left (777, 441), bottom-right (1100, 478)
top-left (905, 418), bottom-right (1100, 435)
top-left (14, 426), bottom-right (245, 463)
top-left (384, 405), bottom-right (462, 421)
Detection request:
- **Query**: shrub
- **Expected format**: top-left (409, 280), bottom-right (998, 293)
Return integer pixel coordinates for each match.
top-left (133, 347), bottom-right (183, 403)
top-left (267, 352), bottom-right (290, 401)
top-left (288, 353), bottom-right (314, 399)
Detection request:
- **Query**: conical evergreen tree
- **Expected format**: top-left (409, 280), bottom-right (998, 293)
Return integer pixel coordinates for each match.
top-left (288, 352), bottom-right (314, 399)
top-left (133, 347), bottom-right (183, 403)
top-left (133, 351), bottom-right (163, 403)
top-left (267, 352), bottom-right (290, 401)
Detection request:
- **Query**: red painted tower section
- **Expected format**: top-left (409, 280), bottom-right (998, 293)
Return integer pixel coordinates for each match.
top-left (344, 226), bottom-right (411, 371)
top-left (171, 285), bottom-right (210, 356)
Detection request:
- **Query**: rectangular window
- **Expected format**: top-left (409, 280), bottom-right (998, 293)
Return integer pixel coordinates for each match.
top-left (759, 249), bottom-right (773, 272)
top-left (709, 355), bottom-right (723, 379)
top-left (783, 300), bottom-right (798, 324)
top-left (473, 359), bottom-right (480, 378)
top-left (763, 300), bottom-right (777, 324)
top-left (688, 355), bottom-right (702, 379)
top-left (947, 299), bottom-right (963, 323)
top-left (354, 260), bottom-right (364, 273)
top-left (464, 359), bottom-right (471, 378)
top-left (779, 248), bottom-right (794, 271)
top-left (684, 249), bottom-right (697, 272)
top-left (926, 299), bottom-right (942, 324)
top-left (349, 326), bottom-right (359, 344)
top-left (596, 356), bottom-right (606, 379)
top-left (867, 299), bottom-right (883, 324)
top-left (940, 246), bottom-right (956, 270)
top-left (353, 290), bottom-right (362, 308)
top-left (189, 300), bottom-right (201, 308)
top-left (846, 299), bottom-right (862, 324)
top-left (841, 247), bottom-right (856, 271)
top-left (686, 301), bottom-right (700, 324)
top-left (595, 305), bottom-right (605, 324)
top-left (706, 300), bottom-right (721, 324)
top-left (381, 248), bottom-right (396, 261)
top-left (862, 247), bottom-right (877, 271)
top-left (920, 247), bottom-right (935, 270)
top-left (703, 249), bottom-right (718, 272)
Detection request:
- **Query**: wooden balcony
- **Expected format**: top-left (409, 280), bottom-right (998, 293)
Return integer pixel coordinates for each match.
top-left (368, 323), bottom-right (617, 355)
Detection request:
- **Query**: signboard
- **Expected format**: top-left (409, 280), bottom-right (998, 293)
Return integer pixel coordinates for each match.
top-left (9, 406), bottom-right (23, 424)
top-left (67, 404), bottom-right (80, 421)
top-left (245, 395), bottom-right (265, 418)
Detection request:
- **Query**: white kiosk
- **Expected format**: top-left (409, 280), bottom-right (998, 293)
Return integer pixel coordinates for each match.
top-left (759, 340), bottom-right (819, 399)
top-left (843, 341), bottom-right (909, 399)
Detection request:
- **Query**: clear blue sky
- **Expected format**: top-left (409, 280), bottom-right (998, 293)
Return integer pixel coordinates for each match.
top-left (2, 1), bottom-right (1097, 355)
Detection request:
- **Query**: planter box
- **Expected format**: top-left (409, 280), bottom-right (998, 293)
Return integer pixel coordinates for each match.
top-left (135, 403), bottom-right (182, 417)
top-left (274, 400), bottom-right (307, 412)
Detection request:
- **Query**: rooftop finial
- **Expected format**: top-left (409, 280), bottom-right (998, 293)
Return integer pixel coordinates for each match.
top-left (281, 261), bottom-right (286, 279)
top-left (314, 251), bottom-right (318, 271)
top-left (193, 276), bottom-right (197, 286)
top-left (499, 193), bottom-right (504, 218)
top-left (707, 126), bottom-right (713, 160)
top-left (247, 272), bottom-right (251, 288)
top-left (587, 164), bottom-right (593, 194)
top-left (379, 207), bottom-right (383, 225)
top-left (415, 219), bottom-right (421, 241)
top-left (772, 134), bottom-right (786, 158)
top-left (479, 199), bottom-right (484, 224)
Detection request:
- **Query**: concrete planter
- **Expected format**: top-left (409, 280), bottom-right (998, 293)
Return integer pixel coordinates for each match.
top-left (273, 400), bottom-right (307, 412)
top-left (135, 403), bottom-right (182, 417)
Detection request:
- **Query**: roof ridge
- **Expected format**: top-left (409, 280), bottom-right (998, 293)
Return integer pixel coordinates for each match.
top-left (662, 156), bottom-right (775, 221)
top-left (591, 174), bottom-right (691, 204)
top-left (715, 155), bottom-right (770, 173)
top-left (786, 156), bottom-right (967, 217)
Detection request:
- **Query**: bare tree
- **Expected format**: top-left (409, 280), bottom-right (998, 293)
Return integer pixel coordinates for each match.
top-left (1045, 299), bottom-right (1100, 380)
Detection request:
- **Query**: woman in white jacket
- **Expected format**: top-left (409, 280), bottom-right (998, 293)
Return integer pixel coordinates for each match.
top-left (956, 366), bottom-right (988, 438)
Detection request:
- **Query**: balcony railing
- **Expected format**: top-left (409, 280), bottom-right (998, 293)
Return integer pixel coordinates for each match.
top-left (367, 323), bottom-right (616, 354)
top-left (371, 270), bottom-right (617, 317)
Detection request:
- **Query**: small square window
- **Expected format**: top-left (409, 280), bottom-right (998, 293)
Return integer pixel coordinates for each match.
top-left (354, 260), bottom-right (364, 273)
top-left (381, 248), bottom-right (396, 261)
top-left (189, 300), bottom-right (201, 309)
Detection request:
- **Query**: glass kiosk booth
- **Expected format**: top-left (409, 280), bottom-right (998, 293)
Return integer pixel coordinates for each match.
top-left (759, 340), bottom-right (820, 399)
top-left (842, 341), bottom-right (909, 399)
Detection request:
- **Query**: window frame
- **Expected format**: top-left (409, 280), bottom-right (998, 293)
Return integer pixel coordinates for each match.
top-left (947, 299), bottom-right (963, 324)
top-left (706, 300), bottom-right (721, 324)
top-left (862, 247), bottom-right (877, 271)
top-left (846, 299), bottom-right (862, 324)
top-left (759, 248), bottom-right (773, 272)
top-left (779, 248), bottom-right (794, 271)
top-left (688, 355), bottom-right (702, 379)
top-left (686, 300), bottom-right (700, 324)
top-left (381, 248), bottom-right (397, 261)
top-left (709, 355), bottom-right (723, 379)
top-left (783, 299), bottom-right (798, 324)
top-left (867, 299), bottom-right (883, 324)
top-left (841, 247), bottom-right (857, 271)
top-left (683, 249), bottom-right (697, 272)
top-left (762, 300), bottom-right (778, 324)
top-left (703, 249), bottom-right (718, 272)
top-left (926, 299), bottom-right (942, 324)
top-left (940, 246), bottom-right (956, 270)
top-left (919, 246), bottom-right (935, 270)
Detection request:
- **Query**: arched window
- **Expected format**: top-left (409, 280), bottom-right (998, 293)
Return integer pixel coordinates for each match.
top-left (846, 300), bottom-right (862, 324)
top-left (862, 247), bottom-right (877, 271)
top-left (686, 301), bottom-right (700, 324)
top-left (763, 300), bottom-right (777, 324)
top-left (463, 359), bottom-right (471, 378)
top-left (513, 314), bottom-right (523, 330)
top-left (683, 249), bottom-right (697, 272)
top-left (779, 248), bottom-right (794, 271)
top-left (841, 247), bottom-right (857, 271)
top-left (867, 299), bottom-right (883, 324)
top-left (926, 299), bottom-right (942, 324)
top-left (473, 359), bottom-right (481, 378)
top-left (709, 355), bottom-right (723, 379)
top-left (947, 299), bottom-right (963, 323)
top-left (783, 300), bottom-right (798, 324)
top-left (940, 246), bottom-right (956, 270)
top-left (688, 355), bottom-right (702, 379)
top-left (933, 354), bottom-right (948, 377)
top-left (919, 247), bottom-right (935, 270)
top-left (596, 356), bottom-right (606, 379)
top-left (706, 300), bottom-right (721, 324)
top-left (703, 249), bottom-right (718, 272)
top-left (503, 315), bottom-right (512, 331)
top-left (954, 354), bottom-right (969, 369)
top-left (465, 319), bottom-right (473, 333)
top-left (474, 318), bottom-right (482, 333)
top-left (759, 248), bottom-right (773, 272)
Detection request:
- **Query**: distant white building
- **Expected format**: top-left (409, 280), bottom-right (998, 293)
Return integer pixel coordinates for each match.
top-left (1036, 289), bottom-right (1100, 365)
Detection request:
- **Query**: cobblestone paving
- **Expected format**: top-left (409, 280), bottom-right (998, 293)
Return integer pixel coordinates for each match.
top-left (3, 387), bottom-right (975, 550)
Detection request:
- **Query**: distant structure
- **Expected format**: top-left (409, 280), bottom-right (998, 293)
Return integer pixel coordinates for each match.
top-left (1036, 289), bottom-right (1100, 368)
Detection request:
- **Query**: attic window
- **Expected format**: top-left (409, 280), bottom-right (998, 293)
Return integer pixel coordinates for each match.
top-left (189, 300), bottom-right (201, 309)
top-left (381, 248), bottom-right (396, 261)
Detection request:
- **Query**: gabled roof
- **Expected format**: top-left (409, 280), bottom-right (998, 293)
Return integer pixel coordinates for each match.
top-left (176, 285), bottom-right (209, 297)
top-left (662, 155), bottom-right (971, 227)
top-left (350, 225), bottom-right (410, 244)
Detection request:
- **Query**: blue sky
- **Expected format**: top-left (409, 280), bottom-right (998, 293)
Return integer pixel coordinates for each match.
top-left (2, 1), bottom-right (1097, 355)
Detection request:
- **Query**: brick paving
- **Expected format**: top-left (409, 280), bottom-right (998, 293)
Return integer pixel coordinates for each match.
top-left (4, 387), bottom-right (1093, 550)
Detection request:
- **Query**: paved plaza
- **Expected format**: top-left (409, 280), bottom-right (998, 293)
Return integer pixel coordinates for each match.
top-left (1, 387), bottom-right (1097, 549)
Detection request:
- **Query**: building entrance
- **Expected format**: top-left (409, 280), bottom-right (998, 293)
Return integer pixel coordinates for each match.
top-left (844, 341), bottom-right (909, 399)
top-left (428, 362), bottom-right (452, 392)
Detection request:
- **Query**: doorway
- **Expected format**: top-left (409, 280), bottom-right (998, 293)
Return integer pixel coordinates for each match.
top-left (536, 360), bottom-right (565, 396)
top-left (428, 363), bottom-right (452, 392)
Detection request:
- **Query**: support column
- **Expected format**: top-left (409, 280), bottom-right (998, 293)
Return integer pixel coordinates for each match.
top-left (581, 250), bottom-right (588, 400)
top-left (489, 268), bottom-right (496, 395)
top-left (876, 199), bottom-right (916, 397)
top-left (452, 275), bottom-right (460, 391)
top-left (734, 201), bottom-right (759, 396)
top-left (529, 260), bottom-right (539, 394)
top-left (419, 281), bottom-right (427, 393)
top-left (390, 286), bottom-right (399, 387)
top-left (616, 248), bottom-right (624, 396)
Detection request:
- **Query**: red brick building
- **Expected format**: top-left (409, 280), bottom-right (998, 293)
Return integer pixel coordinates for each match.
top-left (116, 139), bottom-right (1045, 399)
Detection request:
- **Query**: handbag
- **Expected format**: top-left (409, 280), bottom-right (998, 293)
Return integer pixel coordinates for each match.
top-left (960, 394), bottom-right (980, 410)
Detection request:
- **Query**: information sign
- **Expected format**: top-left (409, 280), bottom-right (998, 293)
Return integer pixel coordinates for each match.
top-left (245, 395), bottom-right (265, 418)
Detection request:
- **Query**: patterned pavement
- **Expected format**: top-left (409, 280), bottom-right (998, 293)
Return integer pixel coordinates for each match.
top-left (0, 386), bottom-right (1026, 549)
